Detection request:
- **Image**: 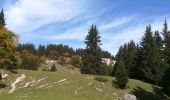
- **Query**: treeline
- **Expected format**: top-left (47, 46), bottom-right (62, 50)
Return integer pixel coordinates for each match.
top-left (17, 43), bottom-right (113, 59)
top-left (113, 20), bottom-right (170, 95)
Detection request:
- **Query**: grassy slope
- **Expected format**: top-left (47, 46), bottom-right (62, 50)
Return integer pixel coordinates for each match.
top-left (0, 69), bottom-right (169, 100)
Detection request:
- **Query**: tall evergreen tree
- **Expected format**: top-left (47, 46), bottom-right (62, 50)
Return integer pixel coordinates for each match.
top-left (81, 25), bottom-right (102, 75)
top-left (154, 31), bottom-right (163, 49)
top-left (126, 41), bottom-right (138, 78)
top-left (162, 19), bottom-right (169, 44)
top-left (114, 41), bottom-right (138, 78)
top-left (0, 8), bottom-right (6, 28)
top-left (140, 25), bottom-right (166, 84)
top-left (162, 20), bottom-right (170, 65)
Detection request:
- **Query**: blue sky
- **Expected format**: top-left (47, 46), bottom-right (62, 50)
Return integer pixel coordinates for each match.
top-left (1, 0), bottom-right (170, 55)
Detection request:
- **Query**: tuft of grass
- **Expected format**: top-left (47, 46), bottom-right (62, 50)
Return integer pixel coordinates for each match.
top-left (94, 76), bottom-right (108, 82)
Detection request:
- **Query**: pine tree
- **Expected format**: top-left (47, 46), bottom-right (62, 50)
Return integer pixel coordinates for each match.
top-left (126, 41), bottom-right (138, 78)
top-left (162, 19), bottom-right (169, 44)
top-left (81, 25), bottom-right (102, 75)
top-left (140, 25), bottom-right (166, 84)
top-left (154, 31), bottom-right (163, 50)
top-left (162, 20), bottom-right (170, 65)
top-left (114, 41), bottom-right (138, 78)
top-left (0, 8), bottom-right (6, 28)
top-left (115, 60), bottom-right (128, 89)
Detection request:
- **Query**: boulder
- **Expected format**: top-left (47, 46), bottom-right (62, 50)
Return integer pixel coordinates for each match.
top-left (124, 93), bottom-right (137, 100)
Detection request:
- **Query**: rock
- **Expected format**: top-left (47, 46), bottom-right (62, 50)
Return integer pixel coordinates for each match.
top-left (112, 93), bottom-right (117, 96)
top-left (95, 87), bottom-right (102, 92)
top-left (1, 74), bottom-right (8, 79)
top-left (9, 74), bottom-right (26, 93)
top-left (124, 93), bottom-right (137, 100)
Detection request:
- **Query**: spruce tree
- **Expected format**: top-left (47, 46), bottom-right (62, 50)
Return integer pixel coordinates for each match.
top-left (81, 25), bottom-right (102, 75)
top-left (115, 59), bottom-right (128, 89)
top-left (162, 19), bottom-right (169, 44)
top-left (154, 31), bottom-right (163, 50)
top-left (162, 20), bottom-right (170, 65)
top-left (140, 25), bottom-right (166, 84)
top-left (126, 41), bottom-right (138, 78)
top-left (0, 8), bottom-right (6, 28)
top-left (114, 41), bottom-right (138, 78)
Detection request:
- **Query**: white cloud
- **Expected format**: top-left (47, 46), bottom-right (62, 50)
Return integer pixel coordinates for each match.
top-left (99, 16), bottom-right (134, 31)
top-left (39, 26), bottom-right (88, 41)
top-left (5, 0), bottom-right (86, 33)
top-left (33, 17), bottom-right (134, 41)
top-left (101, 18), bottom-right (170, 55)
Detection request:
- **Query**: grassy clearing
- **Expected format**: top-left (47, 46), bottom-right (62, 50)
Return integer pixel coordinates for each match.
top-left (0, 69), bottom-right (169, 100)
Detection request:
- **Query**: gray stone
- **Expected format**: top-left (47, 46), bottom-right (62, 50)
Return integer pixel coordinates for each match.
top-left (124, 93), bottom-right (137, 100)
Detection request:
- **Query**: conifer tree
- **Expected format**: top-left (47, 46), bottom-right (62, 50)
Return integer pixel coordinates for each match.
top-left (162, 20), bottom-right (170, 65)
top-left (114, 41), bottom-right (138, 78)
top-left (81, 25), bottom-right (102, 75)
top-left (115, 59), bottom-right (128, 89)
top-left (162, 19), bottom-right (169, 44)
top-left (126, 41), bottom-right (138, 78)
top-left (140, 25), bottom-right (166, 84)
top-left (154, 31), bottom-right (163, 50)
top-left (0, 8), bottom-right (6, 28)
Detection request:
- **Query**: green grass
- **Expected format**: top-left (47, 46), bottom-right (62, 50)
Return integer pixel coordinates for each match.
top-left (0, 69), bottom-right (169, 100)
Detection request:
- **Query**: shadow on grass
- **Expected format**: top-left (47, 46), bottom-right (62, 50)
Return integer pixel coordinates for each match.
top-left (0, 83), bottom-right (6, 88)
top-left (131, 86), bottom-right (169, 100)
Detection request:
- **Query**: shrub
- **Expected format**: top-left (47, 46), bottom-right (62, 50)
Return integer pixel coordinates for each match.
top-left (58, 57), bottom-right (65, 65)
top-left (20, 50), bottom-right (40, 70)
top-left (70, 55), bottom-right (81, 68)
top-left (94, 76), bottom-right (108, 82)
top-left (50, 64), bottom-right (57, 72)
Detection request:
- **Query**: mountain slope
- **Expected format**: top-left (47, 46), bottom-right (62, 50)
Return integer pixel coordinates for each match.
top-left (0, 69), bottom-right (168, 100)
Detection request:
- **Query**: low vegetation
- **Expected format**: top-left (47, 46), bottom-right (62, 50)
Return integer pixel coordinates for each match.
top-left (94, 76), bottom-right (108, 82)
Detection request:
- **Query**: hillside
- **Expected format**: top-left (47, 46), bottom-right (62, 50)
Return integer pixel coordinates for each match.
top-left (0, 69), bottom-right (169, 100)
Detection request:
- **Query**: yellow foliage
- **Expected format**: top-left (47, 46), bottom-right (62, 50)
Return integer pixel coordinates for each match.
top-left (0, 27), bottom-right (19, 69)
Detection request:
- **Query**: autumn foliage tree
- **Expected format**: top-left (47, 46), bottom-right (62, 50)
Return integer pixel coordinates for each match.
top-left (49, 50), bottom-right (59, 60)
top-left (20, 50), bottom-right (40, 70)
top-left (0, 27), bottom-right (19, 70)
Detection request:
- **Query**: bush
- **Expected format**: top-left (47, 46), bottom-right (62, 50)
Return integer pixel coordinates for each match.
top-left (70, 55), bottom-right (81, 68)
top-left (19, 50), bottom-right (40, 70)
top-left (115, 60), bottom-right (128, 89)
top-left (58, 57), bottom-right (65, 65)
top-left (94, 76), bottom-right (108, 82)
top-left (99, 63), bottom-right (112, 76)
top-left (50, 64), bottom-right (57, 72)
